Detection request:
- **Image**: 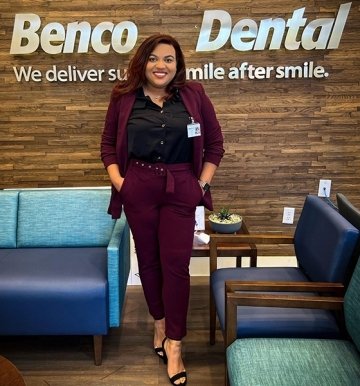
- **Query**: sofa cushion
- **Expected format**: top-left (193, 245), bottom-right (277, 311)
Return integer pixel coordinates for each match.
top-left (17, 189), bottom-right (115, 247)
top-left (0, 247), bottom-right (108, 335)
top-left (227, 338), bottom-right (360, 386)
top-left (0, 190), bottom-right (19, 248)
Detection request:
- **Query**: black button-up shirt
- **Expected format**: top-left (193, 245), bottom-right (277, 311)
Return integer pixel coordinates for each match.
top-left (127, 88), bottom-right (193, 164)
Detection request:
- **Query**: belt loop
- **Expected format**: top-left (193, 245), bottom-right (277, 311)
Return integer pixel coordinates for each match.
top-left (166, 169), bottom-right (175, 193)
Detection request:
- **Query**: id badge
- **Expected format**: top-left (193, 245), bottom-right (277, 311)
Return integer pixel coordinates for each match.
top-left (187, 119), bottom-right (201, 138)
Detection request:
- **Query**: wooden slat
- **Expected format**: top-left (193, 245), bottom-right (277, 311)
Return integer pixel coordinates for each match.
top-left (225, 280), bottom-right (345, 294)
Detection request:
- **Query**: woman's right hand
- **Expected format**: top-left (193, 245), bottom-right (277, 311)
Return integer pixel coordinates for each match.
top-left (107, 164), bottom-right (124, 192)
top-left (113, 177), bottom-right (124, 192)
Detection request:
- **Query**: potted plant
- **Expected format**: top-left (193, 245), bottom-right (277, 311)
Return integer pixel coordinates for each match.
top-left (208, 208), bottom-right (242, 233)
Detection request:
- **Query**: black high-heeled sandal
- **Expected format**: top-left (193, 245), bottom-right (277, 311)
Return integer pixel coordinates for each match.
top-left (161, 337), bottom-right (168, 364)
top-left (161, 337), bottom-right (187, 385)
top-left (169, 371), bottom-right (187, 386)
top-left (154, 320), bottom-right (166, 360)
top-left (154, 346), bottom-right (165, 359)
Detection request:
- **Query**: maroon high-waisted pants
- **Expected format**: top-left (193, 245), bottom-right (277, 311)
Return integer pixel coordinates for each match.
top-left (121, 159), bottom-right (203, 340)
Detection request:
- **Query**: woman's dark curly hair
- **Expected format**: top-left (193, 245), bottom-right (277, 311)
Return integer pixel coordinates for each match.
top-left (112, 34), bottom-right (187, 98)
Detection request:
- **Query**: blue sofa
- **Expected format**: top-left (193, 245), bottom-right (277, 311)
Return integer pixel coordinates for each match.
top-left (0, 188), bottom-right (130, 365)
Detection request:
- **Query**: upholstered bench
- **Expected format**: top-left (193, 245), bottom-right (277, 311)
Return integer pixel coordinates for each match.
top-left (0, 188), bottom-right (130, 365)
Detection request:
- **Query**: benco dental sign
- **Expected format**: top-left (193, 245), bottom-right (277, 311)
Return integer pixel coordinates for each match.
top-left (10, 2), bottom-right (352, 55)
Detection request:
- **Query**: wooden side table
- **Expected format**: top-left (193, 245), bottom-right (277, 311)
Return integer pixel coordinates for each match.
top-left (0, 356), bottom-right (26, 386)
top-left (192, 219), bottom-right (257, 345)
top-left (192, 219), bottom-right (257, 269)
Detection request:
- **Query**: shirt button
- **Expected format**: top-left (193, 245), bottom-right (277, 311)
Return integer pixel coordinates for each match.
top-left (160, 110), bottom-right (163, 114)
top-left (160, 140), bottom-right (164, 145)
top-left (161, 124), bottom-right (165, 128)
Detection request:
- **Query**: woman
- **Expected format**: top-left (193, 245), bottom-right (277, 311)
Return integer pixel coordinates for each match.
top-left (101, 34), bottom-right (224, 385)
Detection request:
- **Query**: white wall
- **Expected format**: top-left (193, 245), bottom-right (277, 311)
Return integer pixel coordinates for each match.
top-left (127, 233), bottom-right (298, 285)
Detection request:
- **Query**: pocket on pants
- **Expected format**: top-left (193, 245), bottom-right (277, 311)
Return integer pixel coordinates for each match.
top-left (175, 171), bottom-right (203, 208)
top-left (120, 172), bottom-right (133, 201)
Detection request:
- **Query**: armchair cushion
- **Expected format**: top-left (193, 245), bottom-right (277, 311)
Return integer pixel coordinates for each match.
top-left (294, 195), bottom-right (359, 282)
top-left (227, 338), bottom-right (360, 386)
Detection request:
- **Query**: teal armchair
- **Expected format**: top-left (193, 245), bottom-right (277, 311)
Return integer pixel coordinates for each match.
top-left (225, 254), bottom-right (360, 385)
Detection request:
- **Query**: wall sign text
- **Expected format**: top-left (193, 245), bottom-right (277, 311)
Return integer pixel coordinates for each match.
top-left (196, 3), bottom-right (351, 51)
top-left (8, 3), bottom-right (351, 83)
top-left (10, 3), bottom-right (351, 55)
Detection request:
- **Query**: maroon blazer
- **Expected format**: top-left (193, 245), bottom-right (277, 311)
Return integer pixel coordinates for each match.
top-left (101, 81), bottom-right (224, 218)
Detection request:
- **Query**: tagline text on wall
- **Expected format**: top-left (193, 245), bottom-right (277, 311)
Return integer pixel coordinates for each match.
top-left (12, 61), bottom-right (329, 83)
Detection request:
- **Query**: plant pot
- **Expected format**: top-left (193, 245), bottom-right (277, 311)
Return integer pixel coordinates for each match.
top-left (208, 214), bottom-right (242, 234)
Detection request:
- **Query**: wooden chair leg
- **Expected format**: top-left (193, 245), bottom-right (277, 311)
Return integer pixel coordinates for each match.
top-left (225, 362), bottom-right (230, 386)
top-left (223, 344), bottom-right (231, 386)
top-left (236, 255), bottom-right (243, 267)
top-left (93, 335), bottom-right (103, 365)
top-left (225, 371), bottom-right (230, 385)
top-left (249, 248), bottom-right (258, 267)
top-left (210, 286), bottom-right (216, 345)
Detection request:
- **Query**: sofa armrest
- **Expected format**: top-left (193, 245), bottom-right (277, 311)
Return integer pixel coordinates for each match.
top-left (107, 214), bottom-right (130, 327)
top-left (225, 280), bottom-right (344, 347)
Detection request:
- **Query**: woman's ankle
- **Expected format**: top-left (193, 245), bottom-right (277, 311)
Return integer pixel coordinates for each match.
top-left (166, 338), bottom-right (182, 349)
top-left (154, 318), bottom-right (165, 347)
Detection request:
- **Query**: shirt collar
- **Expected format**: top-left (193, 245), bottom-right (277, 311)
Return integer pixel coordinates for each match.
top-left (136, 86), bottom-right (180, 102)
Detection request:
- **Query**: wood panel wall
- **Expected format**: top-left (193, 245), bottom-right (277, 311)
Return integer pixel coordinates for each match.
top-left (1, 1), bottom-right (359, 249)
